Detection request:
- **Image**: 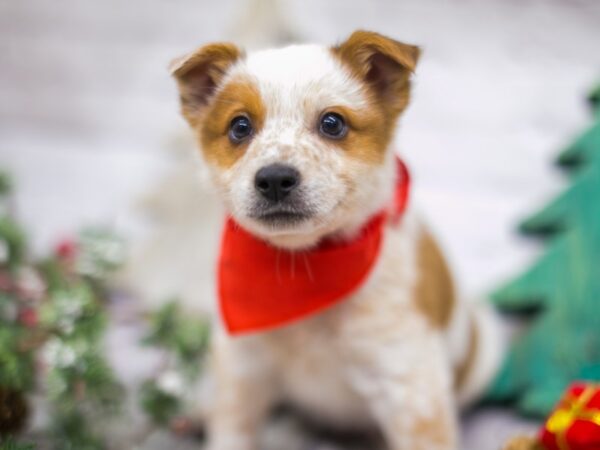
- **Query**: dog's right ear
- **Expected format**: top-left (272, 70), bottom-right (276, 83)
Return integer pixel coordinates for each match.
top-left (332, 31), bottom-right (420, 117)
top-left (170, 43), bottom-right (242, 125)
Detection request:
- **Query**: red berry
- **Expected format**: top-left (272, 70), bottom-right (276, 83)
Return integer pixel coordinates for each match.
top-left (18, 308), bottom-right (38, 327)
top-left (55, 239), bottom-right (78, 260)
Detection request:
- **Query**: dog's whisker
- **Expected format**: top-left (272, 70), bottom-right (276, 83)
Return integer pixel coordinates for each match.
top-left (275, 248), bottom-right (282, 285)
top-left (301, 253), bottom-right (314, 283)
top-left (290, 251), bottom-right (296, 280)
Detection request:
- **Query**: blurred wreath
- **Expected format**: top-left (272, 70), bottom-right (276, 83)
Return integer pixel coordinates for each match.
top-left (0, 170), bottom-right (125, 449)
top-left (0, 170), bottom-right (211, 450)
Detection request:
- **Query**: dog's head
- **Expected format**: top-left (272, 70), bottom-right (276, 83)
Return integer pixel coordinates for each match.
top-left (172, 31), bottom-right (419, 249)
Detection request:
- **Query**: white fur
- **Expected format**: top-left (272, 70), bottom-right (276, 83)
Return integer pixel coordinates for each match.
top-left (456, 302), bottom-right (506, 407)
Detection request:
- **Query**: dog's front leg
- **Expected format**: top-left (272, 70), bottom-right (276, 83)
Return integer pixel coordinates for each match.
top-left (206, 331), bottom-right (277, 450)
top-left (345, 320), bottom-right (458, 450)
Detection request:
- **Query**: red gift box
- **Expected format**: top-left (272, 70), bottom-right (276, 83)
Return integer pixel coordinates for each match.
top-left (539, 382), bottom-right (600, 450)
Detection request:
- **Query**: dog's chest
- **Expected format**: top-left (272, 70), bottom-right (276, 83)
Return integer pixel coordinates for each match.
top-left (258, 218), bottom-right (422, 427)
top-left (265, 313), bottom-right (374, 427)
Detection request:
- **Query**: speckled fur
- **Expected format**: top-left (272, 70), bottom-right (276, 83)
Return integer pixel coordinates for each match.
top-left (172, 31), bottom-right (502, 450)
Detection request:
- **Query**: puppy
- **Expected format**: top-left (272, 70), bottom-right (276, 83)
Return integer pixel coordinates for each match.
top-left (171, 30), bottom-right (502, 450)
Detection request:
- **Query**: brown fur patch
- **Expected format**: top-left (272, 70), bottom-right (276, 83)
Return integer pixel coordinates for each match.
top-left (455, 316), bottom-right (479, 391)
top-left (407, 401), bottom-right (457, 450)
top-left (415, 229), bottom-right (480, 392)
top-left (325, 105), bottom-right (394, 164)
top-left (414, 230), bottom-right (456, 329)
top-left (199, 80), bottom-right (265, 168)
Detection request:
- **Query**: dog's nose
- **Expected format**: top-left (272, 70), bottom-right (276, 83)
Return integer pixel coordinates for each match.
top-left (254, 164), bottom-right (300, 202)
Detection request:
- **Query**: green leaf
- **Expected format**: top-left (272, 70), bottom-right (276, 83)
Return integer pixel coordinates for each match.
top-left (142, 301), bottom-right (180, 349)
top-left (0, 326), bottom-right (35, 390)
top-left (0, 218), bottom-right (26, 270)
top-left (0, 172), bottom-right (12, 198)
top-left (49, 409), bottom-right (105, 450)
top-left (75, 228), bottom-right (125, 280)
top-left (142, 300), bottom-right (210, 379)
top-left (0, 437), bottom-right (35, 450)
top-left (139, 380), bottom-right (181, 426)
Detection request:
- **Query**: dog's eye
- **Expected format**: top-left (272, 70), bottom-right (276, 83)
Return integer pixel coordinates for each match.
top-left (229, 116), bottom-right (253, 143)
top-left (319, 112), bottom-right (347, 139)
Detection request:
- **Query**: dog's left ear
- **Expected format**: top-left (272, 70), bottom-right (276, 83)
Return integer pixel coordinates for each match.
top-left (332, 30), bottom-right (420, 115)
top-left (170, 42), bottom-right (243, 126)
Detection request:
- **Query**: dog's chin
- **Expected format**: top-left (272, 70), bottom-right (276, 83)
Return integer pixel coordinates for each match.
top-left (255, 211), bottom-right (310, 228)
top-left (237, 209), bottom-right (328, 250)
top-left (251, 211), bottom-right (313, 236)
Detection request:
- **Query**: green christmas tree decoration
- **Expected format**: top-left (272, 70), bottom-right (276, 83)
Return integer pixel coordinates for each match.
top-left (487, 84), bottom-right (600, 417)
top-left (588, 83), bottom-right (600, 115)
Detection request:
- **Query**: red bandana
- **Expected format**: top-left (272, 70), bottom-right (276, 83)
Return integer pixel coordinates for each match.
top-left (218, 158), bottom-right (410, 335)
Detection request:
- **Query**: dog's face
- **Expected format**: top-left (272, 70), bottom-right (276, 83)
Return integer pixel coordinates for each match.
top-left (172, 31), bottom-right (419, 249)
